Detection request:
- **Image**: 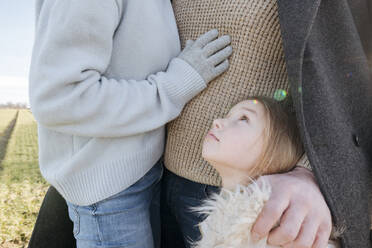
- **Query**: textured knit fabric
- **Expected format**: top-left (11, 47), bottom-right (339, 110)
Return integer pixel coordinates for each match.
top-left (165, 0), bottom-right (306, 186)
top-left (29, 0), bottom-right (207, 206)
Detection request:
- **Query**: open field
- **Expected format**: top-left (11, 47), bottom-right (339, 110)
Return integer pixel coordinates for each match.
top-left (0, 109), bottom-right (17, 135)
top-left (0, 109), bottom-right (18, 163)
top-left (0, 109), bottom-right (49, 248)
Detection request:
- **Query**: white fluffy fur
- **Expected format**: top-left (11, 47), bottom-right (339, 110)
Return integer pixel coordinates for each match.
top-left (192, 179), bottom-right (340, 248)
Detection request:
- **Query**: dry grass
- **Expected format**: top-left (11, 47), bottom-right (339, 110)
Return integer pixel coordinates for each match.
top-left (0, 110), bottom-right (49, 248)
top-left (0, 109), bottom-right (17, 135)
top-left (0, 109), bottom-right (18, 163)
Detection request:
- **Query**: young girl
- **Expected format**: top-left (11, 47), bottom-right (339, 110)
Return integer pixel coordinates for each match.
top-left (28, 0), bottom-right (232, 247)
top-left (195, 96), bottom-right (340, 248)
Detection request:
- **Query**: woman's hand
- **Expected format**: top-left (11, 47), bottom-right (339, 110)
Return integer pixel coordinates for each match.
top-left (251, 167), bottom-right (332, 248)
top-left (178, 29), bottom-right (232, 84)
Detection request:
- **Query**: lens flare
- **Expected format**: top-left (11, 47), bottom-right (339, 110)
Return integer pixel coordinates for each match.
top-left (274, 89), bottom-right (287, 101)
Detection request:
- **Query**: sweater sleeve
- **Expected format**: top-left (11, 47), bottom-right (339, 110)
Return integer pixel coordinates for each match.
top-left (29, 0), bottom-right (206, 138)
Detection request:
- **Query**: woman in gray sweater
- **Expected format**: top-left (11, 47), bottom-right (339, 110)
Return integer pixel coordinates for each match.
top-left (28, 0), bottom-right (232, 247)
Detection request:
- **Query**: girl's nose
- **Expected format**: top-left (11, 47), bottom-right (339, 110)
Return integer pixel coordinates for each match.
top-left (213, 118), bottom-right (225, 129)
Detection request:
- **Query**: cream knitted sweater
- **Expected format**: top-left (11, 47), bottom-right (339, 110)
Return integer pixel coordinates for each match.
top-left (165, 0), bottom-right (309, 186)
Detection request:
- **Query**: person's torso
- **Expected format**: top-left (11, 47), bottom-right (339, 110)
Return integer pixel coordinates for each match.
top-left (165, 0), bottom-right (289, 186)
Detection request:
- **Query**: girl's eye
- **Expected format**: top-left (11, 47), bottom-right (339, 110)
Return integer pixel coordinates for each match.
top-left (239, 115), bottom-right (249, 122)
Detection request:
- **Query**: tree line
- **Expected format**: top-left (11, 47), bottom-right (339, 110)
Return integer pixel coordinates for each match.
top-left (0, 102), bottom-right (29, 109)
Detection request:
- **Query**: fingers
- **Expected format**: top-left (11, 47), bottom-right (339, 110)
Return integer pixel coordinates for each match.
top-left (251, 195), bottom-right (289, 241)
top-left (177, 29), bottom-right (232, 84)
top-left (214, 60), bottom-right (229, 77)
top-left (312, 223), bottom-right (332, 248)
top-left (267, 205), bottom-right (308, 246)
top-left (203, 35), bottom-right (231, 57)
top-left (184, 39), bottom-right (194, 48)
top-left (194, 29), bottom-right (219, 48)
top-left (269, 212), bottom-right (331, 248)
top-left (281, 242), bottom-right (294, 248)
top-left (312, 233), bottom-right (329, 248)
top-left (292, 216), bottom-right (318, 247)
top-left (208, 46), bottom-right (233, 66)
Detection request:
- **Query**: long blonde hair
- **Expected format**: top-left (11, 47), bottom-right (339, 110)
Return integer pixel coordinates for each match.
top-left (246, 96), bottom-right (304, 177)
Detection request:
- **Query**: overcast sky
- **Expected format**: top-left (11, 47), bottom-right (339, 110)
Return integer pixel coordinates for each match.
top-left (0, 0), bottom-right (35, 105)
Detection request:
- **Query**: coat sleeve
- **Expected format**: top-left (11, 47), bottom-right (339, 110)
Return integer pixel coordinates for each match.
top-left (29, 0), bottom-right (205, 138)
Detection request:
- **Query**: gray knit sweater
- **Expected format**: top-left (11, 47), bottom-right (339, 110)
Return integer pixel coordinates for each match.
top-left (29, 0), bottom-right (206, 205)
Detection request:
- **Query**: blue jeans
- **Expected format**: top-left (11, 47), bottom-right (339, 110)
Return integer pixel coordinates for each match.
top-left (160, 168), bottom-right (220, 248)
top-left (67, 159), bottom-right (163, 248)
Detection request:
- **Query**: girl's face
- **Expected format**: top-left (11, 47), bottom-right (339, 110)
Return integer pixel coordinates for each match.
top-left (202, 100), bottom-right (268, 175)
